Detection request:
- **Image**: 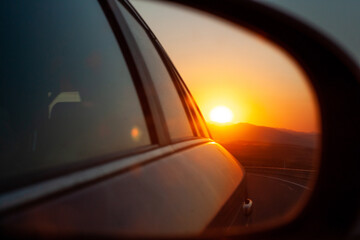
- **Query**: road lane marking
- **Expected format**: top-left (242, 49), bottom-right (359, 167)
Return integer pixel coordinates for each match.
top-left (248, 173), bottom-right (310, 190)
top-left (245, 167), bottom-right (316, 173)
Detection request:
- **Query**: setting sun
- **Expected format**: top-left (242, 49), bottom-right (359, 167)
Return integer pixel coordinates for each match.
top-left (133, 1), bottom-right (320, 133)
top-left (210, 106), bottom-right (234, 123)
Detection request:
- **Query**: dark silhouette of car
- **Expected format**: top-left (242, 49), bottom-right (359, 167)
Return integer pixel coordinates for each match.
top-left (1, 0), bottom-right (359, 239)
top-left (0, 0), bottom-right (250, 237)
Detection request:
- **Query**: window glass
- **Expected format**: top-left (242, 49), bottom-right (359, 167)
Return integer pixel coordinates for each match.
top-left (0, 0), bottom-right (151, 181)
top-left (188, 95), bottom-right (211, 138)
top-left (179, 79), bottom-right (210, 138)
top-left (117, 2), bottom-right (193, 140)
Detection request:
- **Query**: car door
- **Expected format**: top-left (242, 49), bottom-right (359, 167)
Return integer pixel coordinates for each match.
top-left (0, 0), bottom-right (247, 237)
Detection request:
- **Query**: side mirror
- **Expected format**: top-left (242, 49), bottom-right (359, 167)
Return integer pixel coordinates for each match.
top-left (133, 0), bottom-right (360, 237)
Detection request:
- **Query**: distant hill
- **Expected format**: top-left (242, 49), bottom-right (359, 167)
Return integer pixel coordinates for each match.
top-left (207, 122), bottom-right (318, 149)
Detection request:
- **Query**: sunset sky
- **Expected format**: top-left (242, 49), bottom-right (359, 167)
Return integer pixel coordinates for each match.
top-left (131, 0), bottom-right (320, 133)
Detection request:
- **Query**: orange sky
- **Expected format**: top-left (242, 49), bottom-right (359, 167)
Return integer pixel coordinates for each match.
top-left (131, 0), bottom-right (320, 133)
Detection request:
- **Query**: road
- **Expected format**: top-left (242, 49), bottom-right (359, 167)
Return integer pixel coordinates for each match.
top-left (244, 168), bottom-right (315, 225)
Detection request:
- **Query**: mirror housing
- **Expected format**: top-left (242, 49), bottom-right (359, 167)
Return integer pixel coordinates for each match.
top-left (167, 0), bottom-right (360, 238)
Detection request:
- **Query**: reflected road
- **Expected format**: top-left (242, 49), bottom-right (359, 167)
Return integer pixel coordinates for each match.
top-left (245, 171), bottom-right (312, 225)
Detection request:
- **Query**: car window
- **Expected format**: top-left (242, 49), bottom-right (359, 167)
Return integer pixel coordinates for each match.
top-left (0, 0), bottom-right (151, 182)
top-left (117, 2), bottom-right (194, 140)
top-left (179, 79), bottom-right (210, 138)
top-left (188, 95), bottom-right (211, 138)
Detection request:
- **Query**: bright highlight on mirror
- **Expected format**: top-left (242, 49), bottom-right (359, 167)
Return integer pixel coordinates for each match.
top-left (210, 106), bottom-right (234, 123)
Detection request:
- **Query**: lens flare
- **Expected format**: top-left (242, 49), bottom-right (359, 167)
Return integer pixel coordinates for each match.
top-left (131, 127), bottom-right (141, 141)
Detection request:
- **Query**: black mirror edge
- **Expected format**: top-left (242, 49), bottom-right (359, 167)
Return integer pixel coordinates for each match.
top-left (165, 0), bottom-right (360, 239)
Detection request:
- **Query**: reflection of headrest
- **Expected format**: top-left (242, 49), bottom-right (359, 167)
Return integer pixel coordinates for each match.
top-left (51, 102), bottom-right (85, 122)
top-left (49, 102), bottom-right (99, 142)
top-left (48, 91), bottom-right (81, 119)
top-left (47, 102), bottom-right (98, 161)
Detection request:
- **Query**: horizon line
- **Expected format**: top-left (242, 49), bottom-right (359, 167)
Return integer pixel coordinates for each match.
top-left (206, 121), bottom-right (320, 134)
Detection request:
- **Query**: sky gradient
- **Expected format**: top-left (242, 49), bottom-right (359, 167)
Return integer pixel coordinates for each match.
top-left (131, 0), bottom-right (320, 133)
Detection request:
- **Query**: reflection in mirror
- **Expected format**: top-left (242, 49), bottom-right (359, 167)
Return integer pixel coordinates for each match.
top-left (132, 0), bottom-right (320, 235)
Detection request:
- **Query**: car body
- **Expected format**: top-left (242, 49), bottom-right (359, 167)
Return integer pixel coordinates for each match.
top-left (0, 0), bottom-right (249, 237)
top-left (1, 0), bottom-right (360, 239)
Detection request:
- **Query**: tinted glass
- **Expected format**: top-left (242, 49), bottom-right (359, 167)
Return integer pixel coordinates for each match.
top-left (0, 0), bottom-right (151, 181)
top-left (117, 2), bottom-right (193, 140)
top-left (178, 79), bottom-right (210, 138)
top-left (188, 95), bottom-right (210, 138)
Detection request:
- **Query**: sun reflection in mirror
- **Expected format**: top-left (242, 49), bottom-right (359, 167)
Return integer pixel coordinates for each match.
top-left (209, 106), bottom-right (234, 124)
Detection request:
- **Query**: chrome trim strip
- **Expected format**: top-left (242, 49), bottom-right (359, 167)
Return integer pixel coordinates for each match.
top-left (171, 138), bottom-right (213, 151)
top-left (0, 146), bottom-right (170, 212)
top-left (0, 139), bottom-right (211, 212)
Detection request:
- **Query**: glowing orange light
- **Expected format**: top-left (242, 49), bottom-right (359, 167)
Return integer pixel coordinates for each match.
top-left (210, 106), bottom-right (233, 123)
top-left (131, 127), bottom-right (141, 141)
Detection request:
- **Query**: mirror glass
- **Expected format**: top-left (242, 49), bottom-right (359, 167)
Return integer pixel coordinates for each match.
top-left (131, 0), bottom-right (320, 235)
